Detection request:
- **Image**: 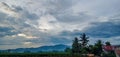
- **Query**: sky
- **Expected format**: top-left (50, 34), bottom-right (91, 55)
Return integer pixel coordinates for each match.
top-left (0, 0), bottom-right (120, 50)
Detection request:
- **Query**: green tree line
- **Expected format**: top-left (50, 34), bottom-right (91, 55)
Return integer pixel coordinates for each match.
top-left (65, 33), bottom-right (116, 57)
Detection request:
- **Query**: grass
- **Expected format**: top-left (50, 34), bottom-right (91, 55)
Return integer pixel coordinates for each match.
top-left (0, 52), bottom-right (87, 57)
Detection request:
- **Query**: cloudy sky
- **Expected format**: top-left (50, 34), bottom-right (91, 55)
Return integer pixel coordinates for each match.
top-left (0, 0), bottom-right (120, 50)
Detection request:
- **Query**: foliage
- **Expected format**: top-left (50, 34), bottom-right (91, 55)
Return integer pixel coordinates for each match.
top-left (0, 52), bottom-right (86, 57)
top-left (72, 37), bottom-right (81, 53)
top-left (105, 41), bottom-right (111, 46)
top-left (80, 33), bottom-right (89, 47)
top-left (102, 51), bottom-right (116, 57)
top-left (71, 33), bottom-right (116, 57)
top-left (94, 40), bottom-right (103, 56)
top-left (64, 47), bottom-right (71, 53)
top-left (71, 33), bottom-right (90, 54)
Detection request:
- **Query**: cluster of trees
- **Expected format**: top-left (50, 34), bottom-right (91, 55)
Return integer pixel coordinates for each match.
top-left (72, 33), bottom-right (89, 54)
top-left (65, 33), bottom-right (116, 57)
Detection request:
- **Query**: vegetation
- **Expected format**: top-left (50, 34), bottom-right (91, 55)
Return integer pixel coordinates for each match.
top-left (93, 40), bottom-right (103, 56)
top-left (64, 47), bottom-right (71, 53)
top-left (0, 52), bottom-right (86, 57)
top-left (71, 33), bottom-right (116, 57)
top-left (80, 33), bottom-right (89, 47)
top-left (105, 41), bottom-right (111, 46)
top-left (72, 37), bottom-right (81, 53)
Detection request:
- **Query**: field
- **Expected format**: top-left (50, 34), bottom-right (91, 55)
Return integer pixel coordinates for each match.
top-left (0, 52), bottom-right (87, 57)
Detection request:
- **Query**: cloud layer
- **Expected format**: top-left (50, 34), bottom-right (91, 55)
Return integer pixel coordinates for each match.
top-left (0, 0), bottom-right (120, 50)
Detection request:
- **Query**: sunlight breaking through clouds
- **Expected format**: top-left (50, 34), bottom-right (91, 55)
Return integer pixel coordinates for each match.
top-left (17, 33), bottom-right (37, 39)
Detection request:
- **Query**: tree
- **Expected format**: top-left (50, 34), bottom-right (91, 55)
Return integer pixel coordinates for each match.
top-left (105, 41), bottom-right (111, 46)
top-left (88, 45), bottom-right (94, 53)
top-left (64, 47), bottom-right (71, 53)
top-left (80, 33), bottom-right (89, 47)
top-left (71, 33), bottom-right (89, 54)
top-left (72, 37), bottom-right (81, 53)
top-left (94, 40), bottom-right (103, 56)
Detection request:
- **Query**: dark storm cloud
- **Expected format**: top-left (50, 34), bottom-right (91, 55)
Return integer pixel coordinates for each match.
top-left (56, 12), bottom-right (95, 23)
top-left (83, 20), bottom-right (120, 38)
top-left (0, 42), bottom-right (21, 45)
top-left (49, 36), bottom-right (71, 44)
top-left (12, 5), bottom-right (39, 20)
top-left (59, 30), bottom-right (81, 36)
top-left (13, 6), bottom-right (23, 12)
top-left (0, 12), bottom-right (7, 20)
top-left (20, 10), bottom-right (39, 20)
top-left (0, 27), bottom-right (17, 37)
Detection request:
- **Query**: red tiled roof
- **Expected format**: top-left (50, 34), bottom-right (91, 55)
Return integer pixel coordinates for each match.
top-left (103, 45), bottom-right (114, 51)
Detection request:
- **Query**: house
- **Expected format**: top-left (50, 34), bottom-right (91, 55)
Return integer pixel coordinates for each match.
top-left (114, 46), bottom-right (120, 57)
top-left (103, 45), bottom-right (120, 57)
top-left (102, 45), bottom-right (114, 53)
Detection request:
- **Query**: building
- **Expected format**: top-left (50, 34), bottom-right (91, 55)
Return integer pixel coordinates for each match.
top-left (114, 46), bottom-right (120, 57)
top-left (103, 45), bottom-right (120, 57)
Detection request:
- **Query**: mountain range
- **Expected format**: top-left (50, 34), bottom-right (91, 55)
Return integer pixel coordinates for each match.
top-left (0, 44), bottom-right (69, 53)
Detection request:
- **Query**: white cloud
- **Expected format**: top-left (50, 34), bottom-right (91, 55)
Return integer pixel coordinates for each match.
top-left (37, 14), bottom-right (62, 34)
top-left (17, 33), bottom-right (37, 39)
top-left (23, 42), bottom-right (32, 45)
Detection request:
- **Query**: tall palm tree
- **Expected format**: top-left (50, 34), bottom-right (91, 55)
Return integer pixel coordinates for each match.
top-left (80, 33), bottom-right (89, 47)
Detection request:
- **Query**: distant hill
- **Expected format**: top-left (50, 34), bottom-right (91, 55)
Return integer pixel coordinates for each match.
top-left (0, 44), bottom-right (69, 53)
